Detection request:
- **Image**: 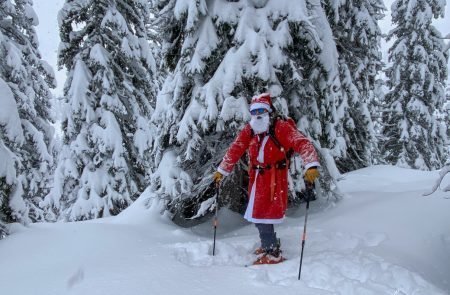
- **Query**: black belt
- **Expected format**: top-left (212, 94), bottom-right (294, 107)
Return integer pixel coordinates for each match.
top-left (252, 160), bottom-right (287, 172)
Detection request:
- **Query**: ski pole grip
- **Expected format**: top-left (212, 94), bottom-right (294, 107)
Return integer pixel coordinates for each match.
top-left (304, 182), bottom-right (315, 202)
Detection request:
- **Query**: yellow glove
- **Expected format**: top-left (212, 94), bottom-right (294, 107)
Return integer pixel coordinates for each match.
top-left (213, 171), bottom-right (224, 184)
top-left (304, 167), bottom-right (319, 184)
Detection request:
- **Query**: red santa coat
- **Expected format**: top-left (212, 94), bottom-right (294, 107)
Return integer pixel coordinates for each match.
top-left (218, 119), bottom-right (319, 224)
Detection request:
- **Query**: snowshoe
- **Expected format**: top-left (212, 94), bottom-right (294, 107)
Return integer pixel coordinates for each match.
top-left (253, 248), bottom-right (285, 265)
top-left (254, 247), bottom-right (265, 255)
top-left (253, 253), bottom-right (286, 265)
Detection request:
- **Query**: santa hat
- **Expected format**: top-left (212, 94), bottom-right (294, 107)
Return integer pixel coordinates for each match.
top-left (249, 93), bottom-right (272, 112)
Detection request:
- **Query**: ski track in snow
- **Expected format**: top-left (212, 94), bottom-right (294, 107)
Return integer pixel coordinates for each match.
top-left (67, 268), bottom-right (85, 289)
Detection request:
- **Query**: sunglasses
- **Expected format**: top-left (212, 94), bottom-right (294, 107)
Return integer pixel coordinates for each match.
top-left (250, 108), bottom-right (268, 115)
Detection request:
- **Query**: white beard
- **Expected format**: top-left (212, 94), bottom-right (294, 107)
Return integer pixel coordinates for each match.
top-left (250, 113), bottom-right (270, 134)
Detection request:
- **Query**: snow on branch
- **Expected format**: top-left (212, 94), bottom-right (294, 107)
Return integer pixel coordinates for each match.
top-left (423, 165), bottom-right (450, 197)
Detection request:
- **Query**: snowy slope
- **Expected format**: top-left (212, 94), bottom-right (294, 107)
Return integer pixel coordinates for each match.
top-left (1, 166), bottom-right (449, 295)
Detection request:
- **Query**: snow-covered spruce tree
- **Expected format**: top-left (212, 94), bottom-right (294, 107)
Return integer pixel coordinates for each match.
top-left (0, 0), bottom-right (56, 229)
top-left (381, 0), bottom-right (448, 170)
top-left (287, 0), bottom-right (346, 197)
top-left (41, 0), bottom-right (157, 221)
top-left (0, 220), bottom-right (6, 239)
top-left (445, 83), bottom-right (450, 141)
top-left (370, 76), bottom-right (388, 164)
top-left (324, 0), bottom-right (385, 172)
top-left (150, 0), bottom-right (344, 226)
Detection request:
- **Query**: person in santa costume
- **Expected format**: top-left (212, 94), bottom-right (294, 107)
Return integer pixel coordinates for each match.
top-left (213, 93), bottom-right (320, 265)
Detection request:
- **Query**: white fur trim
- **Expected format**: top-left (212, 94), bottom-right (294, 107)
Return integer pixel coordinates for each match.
top-left (304, 162), bottom-right (320, 171)
top-left (244, 172), bottom-right (258, 221)
top-left (245, 216), bottom-right (285, 224)
top-left (217, 166), bottom-right (230, 176)
top-left (249, 102), bottom-right (271, 112)
top-left (257, 136), bottom-right (269, 163)
top-left (244, 170), bottom-right (285, 224)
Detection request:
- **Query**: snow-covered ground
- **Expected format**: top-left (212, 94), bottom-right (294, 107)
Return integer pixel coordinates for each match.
top-left (1, 165), bottom-right (449, 295)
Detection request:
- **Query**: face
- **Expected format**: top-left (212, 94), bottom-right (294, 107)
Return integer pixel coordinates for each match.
top-left (249, 108), bottom-right (270, 134)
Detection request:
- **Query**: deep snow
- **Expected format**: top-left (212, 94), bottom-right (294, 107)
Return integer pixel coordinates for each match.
top-left (1, 165), bottom-right (449, 295)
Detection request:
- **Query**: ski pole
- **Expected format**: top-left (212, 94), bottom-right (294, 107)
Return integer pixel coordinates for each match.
top-left (298, 183), bottom-right (314, 280)
top-left (212, 183), bottom-right (220, 256)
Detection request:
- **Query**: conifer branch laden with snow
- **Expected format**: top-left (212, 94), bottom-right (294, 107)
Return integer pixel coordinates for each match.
top-left (381, 0), bottom-right (449, 170)
top-left (324, 0), bottom-right (385, 172)
top-left (41, 0), bottom-right (158, 221)
top-left (150, 0), bottom-right (349, 225)
top-left (423, 164), bottom-right (450, 196)
top-left (0, 0), bottom-right (56, 230)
